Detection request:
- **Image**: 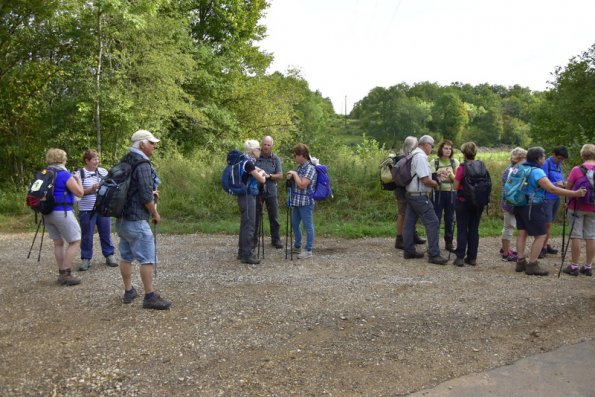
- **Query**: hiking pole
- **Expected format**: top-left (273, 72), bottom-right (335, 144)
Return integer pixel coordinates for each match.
top-left (153, 194), bottom-right (158, 277)
top-left (27, 217), bottom-right (43, 259)
top-left (558, 199), bottom-right (578, 278)
top-left (561, 197), bottom-right (568, 259)
top-left (37, 217), bottom-right (46, 262)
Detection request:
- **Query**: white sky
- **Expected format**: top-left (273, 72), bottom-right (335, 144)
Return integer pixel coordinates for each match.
top-left (257, 0), bottom-right (595, 114)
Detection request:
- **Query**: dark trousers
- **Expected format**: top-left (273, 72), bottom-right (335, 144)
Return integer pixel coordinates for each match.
top-left (237, 194), bottom-right (256, 258)
top-left (433, 191), bottom-right (455, 241)
top-left (255, 194), bottom-right (281, 244)
top-left (79, 210), bottom-right (114, 259)
top-left (454, 201), bottom-right (484, 260)
top-left (404, 195), bottom-right (440, 258)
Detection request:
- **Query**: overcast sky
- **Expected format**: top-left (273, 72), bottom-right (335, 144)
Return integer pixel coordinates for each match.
top-left (257, 0), bottom-right (595, 114)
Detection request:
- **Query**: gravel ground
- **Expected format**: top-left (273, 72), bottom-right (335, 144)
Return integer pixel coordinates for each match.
top-left (0, 232), bottom-right (593, 396)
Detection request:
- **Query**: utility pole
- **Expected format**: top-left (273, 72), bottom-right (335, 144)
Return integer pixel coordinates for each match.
top-left (344, 95), bottom-right (347, 128)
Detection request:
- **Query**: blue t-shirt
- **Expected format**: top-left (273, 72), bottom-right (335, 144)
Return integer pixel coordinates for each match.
top-left (52, 169), bottom-right (75, 211)
top-left (542, 156), bottom-right (564, 200)
top-left (525, 162), bottom-right (547, 204)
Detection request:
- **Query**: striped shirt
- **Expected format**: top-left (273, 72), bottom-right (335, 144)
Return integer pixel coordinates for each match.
top-left (78, 167), bottom-right (108, 211)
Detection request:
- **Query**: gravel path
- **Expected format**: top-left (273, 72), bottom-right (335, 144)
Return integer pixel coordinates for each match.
top-left (0, 232), bottom-right (593, 396)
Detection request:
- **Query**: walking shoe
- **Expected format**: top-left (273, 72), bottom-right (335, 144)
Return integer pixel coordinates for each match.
top-left (291, 247), bottom-right (301, 254)
top-left (414, 233), bottom-right (426, 245)
top-left (241, 255), bottom-right (261, 264)
top-left (428, 256), bottom-right (448, 265)
top-left (545, 244), bottom-right (558, 255)
top-left (445, 241), bottom-right (456, 253)
top-left (271, 240), bottom-right (284, 249)
top-left (515, 258), bottom-right (527, 273)
top-left (524, 261), bottom-right (549, 276)
top-left (106, 255), bottom-right (118, 267)
top-left (404, 251), bottom-right (424, 259)
top-left (538, 248), bottom-right (547, 259)
top-left (453, 257), bottom-right (465, 267)
top-left (122, 287), bottom-right (138, 304)
top-left (143, 293), bottom-right (171, 310)
top-left (464, 258), bottom-right (477, 266)
top-left (579, 265), bottom-right (593, 277)
top-left (57, 270), bottom-right (81, 286)
top-left (298, 250), bottom-right (313, 259)
top-left (395, 235), bottom-right (404, 250)
top-left (562, 264), bottom-right (579, 276)
top-left (502, 251), bottom-right (517, 262)
top-left (78, 259), bottom-right (91, 271)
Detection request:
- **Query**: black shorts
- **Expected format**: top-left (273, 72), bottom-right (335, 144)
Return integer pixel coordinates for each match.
top-left (514, 202), bottom-right (547, 236)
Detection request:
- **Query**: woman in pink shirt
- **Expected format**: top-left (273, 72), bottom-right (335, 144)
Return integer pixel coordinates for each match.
top-left (562, 144), bottom-right (595, 276)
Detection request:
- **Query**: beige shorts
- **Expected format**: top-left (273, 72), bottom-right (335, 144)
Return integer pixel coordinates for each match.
top-left (568, 210), bottom-right (595, 240)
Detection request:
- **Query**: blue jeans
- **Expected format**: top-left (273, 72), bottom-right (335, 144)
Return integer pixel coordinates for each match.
top-left (404, 195), bottom-right (440, 257)
top-left (292, 204), bottom-right (315, 251)
top-left (455, 201), bottom-right (484, 260)
top-left (79, 210), bottom-right (114, 259)
top-left (116, 220), bottom-right (155, 264)
top-left (433, 191), bottom-right (456, 241)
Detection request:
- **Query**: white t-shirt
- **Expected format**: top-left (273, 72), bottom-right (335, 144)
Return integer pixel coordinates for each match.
top-left (406, 148), bottom-right (432, 193)
top-left (78, 167), bottom-right (108, 211)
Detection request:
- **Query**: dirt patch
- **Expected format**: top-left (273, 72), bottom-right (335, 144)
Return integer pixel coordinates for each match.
top-left (0, 233), bottom-right (593, 396)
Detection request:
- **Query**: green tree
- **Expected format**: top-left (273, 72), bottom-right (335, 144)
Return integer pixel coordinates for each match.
top-left (532, 44), bottom-right (595, 153)
top-left (431, 92), bottom-right (468, 143)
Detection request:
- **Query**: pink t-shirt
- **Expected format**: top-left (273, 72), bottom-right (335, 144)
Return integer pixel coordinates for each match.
top-left (454, 165), bottom-right (465, 202)
top-left (567, 162), bottom-right (595, 212)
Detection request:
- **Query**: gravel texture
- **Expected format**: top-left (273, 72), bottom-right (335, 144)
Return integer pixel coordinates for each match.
top-left (0, 232), bottom-right (593, 396)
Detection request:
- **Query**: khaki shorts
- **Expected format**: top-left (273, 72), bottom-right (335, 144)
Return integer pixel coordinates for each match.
top-left (568, 210), bottom-right (595, 240)
top-left (43, 211), bottom-right (81, 243)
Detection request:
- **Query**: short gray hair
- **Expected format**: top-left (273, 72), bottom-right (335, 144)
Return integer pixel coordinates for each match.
top-left (510, 147), bottom-right (527, 164)
top-left (402, 136), bottom-right (418, 155)
top-left (418, 135), bottom-right (434, 146)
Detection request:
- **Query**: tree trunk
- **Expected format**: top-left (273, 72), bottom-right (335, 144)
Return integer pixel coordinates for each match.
top-left (95, 10), bottom-right (103, 153)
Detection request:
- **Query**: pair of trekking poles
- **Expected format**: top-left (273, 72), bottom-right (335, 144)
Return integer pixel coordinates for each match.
top-left (558, 197), bottom-right (579, 278)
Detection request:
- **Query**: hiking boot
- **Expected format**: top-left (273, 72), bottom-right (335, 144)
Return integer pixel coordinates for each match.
top-left (525, 261), bottom-right (549, 276)
top-left (579, 265), bottom-right (593, 277)
top-left (404, 251), bottom-right (424, 259)
top-left (143, 293), bottom-right (171, 310)
top-left (57, 270), bottom-right (81, 286)
top-left (515, 258), bottom-right (527, 273)
top-left (298, 250), bottom-right (313, 259)
top-left (395, 235), bottom-right (404, 250)
top-left (241, 255), bottom-right (261, 264)
top-left (562, 264), bottom-right (579, 276)
top-left (271, 240), bottom-right (284, 249)
top-left (453, 257), bottom-right (465, 267)
top-left (122, 287), bottom-right (138, 304)
top-left (445, 241), bottom-right (456, 253)
top-left (465, 258), bottom-right (477, 266)
top-left (538, 248), bottom-right (547, 259)
top-left (428, 256), bottom-right (448, 265)
top-left (78, 259), bottom-right (91, 271)
top-left (545, 244), bottom-right (558, 255)
top-left (106, 255), bottom-right (118, 267)
top-left (414, 233), bottom-right (426, 245)
top-left (291, 247), bottom-right (301, 254)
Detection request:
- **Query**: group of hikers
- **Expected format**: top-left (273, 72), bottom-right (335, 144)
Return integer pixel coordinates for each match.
top-left (389, 135), bottom-right (594, 277)
top-left (32, 129), bottom-right (594, 310)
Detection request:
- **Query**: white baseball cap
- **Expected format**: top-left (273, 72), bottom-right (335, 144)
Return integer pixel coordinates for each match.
top-left (131, 129), bottom-right (160, 143)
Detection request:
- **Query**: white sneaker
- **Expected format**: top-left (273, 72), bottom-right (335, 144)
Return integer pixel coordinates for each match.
top-left (298, 250), bottom-right (313, 259)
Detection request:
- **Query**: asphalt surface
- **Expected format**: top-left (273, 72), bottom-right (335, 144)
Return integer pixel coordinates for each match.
top-left (408, 340), bottom-right (595, 397)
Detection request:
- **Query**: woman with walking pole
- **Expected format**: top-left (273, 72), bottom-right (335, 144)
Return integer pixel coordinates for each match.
top-left (560, 144), bottom-right (595, 276)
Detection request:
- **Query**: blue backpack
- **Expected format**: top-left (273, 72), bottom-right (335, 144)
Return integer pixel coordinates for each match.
top-left (311, 164), bottom-right (332, 201)
top-left (503, 163), bottom-right (539, 206)
top-left (221, 149), bottom-right (259, 196)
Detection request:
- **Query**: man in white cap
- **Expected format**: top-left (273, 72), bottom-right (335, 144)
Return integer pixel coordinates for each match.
top-left (116, 129), bottom-right (171, 309)
top-left (402, 135), bottom-right (449, 265)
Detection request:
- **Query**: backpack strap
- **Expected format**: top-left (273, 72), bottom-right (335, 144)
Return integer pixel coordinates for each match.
top-left (450, 158), bottom-right (455, 170)
top-left (434, 158), bottom-right (439, 170)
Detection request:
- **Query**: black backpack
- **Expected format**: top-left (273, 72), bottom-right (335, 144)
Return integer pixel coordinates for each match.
top-left (26, 168), bottom-right (65, 215)
top-left (459, 160), bottom-right (492, 206)
top-left (391, 152), bottom-right (419, 187)
top-left (94, 155), bottom-right (150, 218)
